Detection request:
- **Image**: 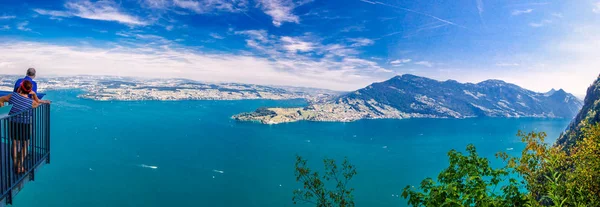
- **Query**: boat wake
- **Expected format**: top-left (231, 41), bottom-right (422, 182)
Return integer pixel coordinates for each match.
top-left (139, 164), bottom-right (158, 169)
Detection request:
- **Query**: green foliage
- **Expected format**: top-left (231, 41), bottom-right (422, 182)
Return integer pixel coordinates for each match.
top-left (292, 155), bottom-right (357, 207)
top-left (403, 124), bottom-right (600, 207)
top-left (512, 128), bottom-right (600, 206)
top-left (401, 144), bottom-right (529, 206)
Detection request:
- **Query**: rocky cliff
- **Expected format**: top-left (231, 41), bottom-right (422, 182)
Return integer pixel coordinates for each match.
top-left (556, 74), bottom-right (600, 148)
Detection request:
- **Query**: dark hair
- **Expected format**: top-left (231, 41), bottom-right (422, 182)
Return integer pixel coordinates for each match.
top-left (19, 80), bottom-right (33, 94)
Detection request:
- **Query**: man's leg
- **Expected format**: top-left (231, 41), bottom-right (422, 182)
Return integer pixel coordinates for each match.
top-left (21, 140), bottom-right (28, 172)
top-left (12, 139), bottom-right (17, 173)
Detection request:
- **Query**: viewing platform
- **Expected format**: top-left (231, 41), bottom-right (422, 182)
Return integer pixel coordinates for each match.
top-left (0, 100), bottom-right (50, 206)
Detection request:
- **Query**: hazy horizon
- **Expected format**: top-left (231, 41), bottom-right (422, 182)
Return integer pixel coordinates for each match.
top-left (0, 72), bottom-right (591, 99)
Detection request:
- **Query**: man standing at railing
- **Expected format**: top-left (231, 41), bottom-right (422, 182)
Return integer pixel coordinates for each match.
top-left (13, 68), bottom-right (38, 94)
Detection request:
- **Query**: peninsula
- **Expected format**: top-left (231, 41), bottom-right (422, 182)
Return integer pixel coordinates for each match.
top-left (233, 74), bottom-right (584, 124)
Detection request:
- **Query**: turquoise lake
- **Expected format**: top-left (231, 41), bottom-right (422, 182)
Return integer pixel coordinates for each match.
top-left (10, 90), bottom-right (571, 207)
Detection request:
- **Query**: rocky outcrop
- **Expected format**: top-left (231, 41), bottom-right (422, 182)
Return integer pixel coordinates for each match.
top-left (556, 74), bottom-right (600, 148)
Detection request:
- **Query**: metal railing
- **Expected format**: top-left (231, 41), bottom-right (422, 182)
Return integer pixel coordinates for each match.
top-left (0, 103), bottom-right (50, 205)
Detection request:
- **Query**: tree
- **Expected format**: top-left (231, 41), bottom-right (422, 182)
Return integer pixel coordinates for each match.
top-left (403, 124), bottom-right (600, 207)
top-left (401, 144), bottom-right (530, 206)
top-left (510, 128), bottom-right (600, 206)
top-left (292, 155), bottom-right (357, 207)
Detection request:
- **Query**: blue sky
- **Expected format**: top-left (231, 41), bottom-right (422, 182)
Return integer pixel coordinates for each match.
top-left (0, 0), bottom-right (599, 96)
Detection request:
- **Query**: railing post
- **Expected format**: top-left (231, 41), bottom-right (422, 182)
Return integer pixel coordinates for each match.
top-left (6, 189), bottom-right (11, 205)
top-left (46, 104), bottom-right (50, 164)
top-left (1, 119), bottom-right (5, 197)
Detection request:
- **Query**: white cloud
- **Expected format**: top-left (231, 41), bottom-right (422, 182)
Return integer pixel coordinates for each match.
top-left (347, 38), bottom-right (374, 47)
top-left (0, 40), bottom-right (391, 91)
top-left (322, 44), bottom-right (360, 57)
top-left (34, 0), bottom-right (148, 26)
top-left (594, 1), bottom-right (600, 13)
top-left (529, 23), bottom-right (543, 27)
top-left (529, 19), bottom-right (551, 27)
top-left (280, 36), bottom-right (313, 52)
top-left (390, 59), bottom-right (411, 65)
top-left (236, 30), bottom-right (322, 56)
top-left (115, 31), bottom-right (173, 45)
top-left (415, 61), bottom-right (433, 67)
top-left (144, 0), bottom-right (170, 9)
top-left (1, 28), bottom-right (393, 91)
top-left (0, 15), bottom-right (16, 20)
top-left (234, 30), bottom-right (271, 51)
top-left (0, 25), bottom-right (9, 30)
top-left (476, 0), bottom-right (484, 24)
top-left (234, 30), bottom-right (269, 41)
top-left (66, 1), bottom-right (148, 25)
top-left (173, 0), bottom-right (203, 12)
top-left (495, 63), bottom-right (519, 67)
top-left (256, 0), bottom-right (303, 27)
top-left (476, 0), bottom-right (484, 14)
top-left (551, 13), bottom-right (563, 18)
top-left (165, 25), bottom-right (174, 31)
top-left (115, 31), bottom-right (130, 37)
top-left (173, 0), bottom-right (247, 14)
top-left (511, 9), bottom-right (533, 16)
top-left (33, 9), bottom-right (71, 17)
top-left (340, 25), bottom-right (366, 33)
top-left (16, 21), bottom-right (31, 31)
top-left (210, 33), bottom-right (225, 39)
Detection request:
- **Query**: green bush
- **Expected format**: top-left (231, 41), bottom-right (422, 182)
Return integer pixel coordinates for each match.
top-left (400, 143), bottom-right (530, 206)
top-left (403, 124), bottom-right (600, 207)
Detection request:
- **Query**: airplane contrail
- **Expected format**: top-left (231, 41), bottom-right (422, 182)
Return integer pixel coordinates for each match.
top-left (358, 0), bottom-right (468, 29)
top-left (476, 0), bottom-right (487, 28)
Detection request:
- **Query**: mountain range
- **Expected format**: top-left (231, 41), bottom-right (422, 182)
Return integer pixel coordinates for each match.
top-left (234, 74), bottom-right (584, 124)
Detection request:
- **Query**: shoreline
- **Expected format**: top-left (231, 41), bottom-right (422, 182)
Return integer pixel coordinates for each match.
top-left (232, 104), bottom-right (569, 125)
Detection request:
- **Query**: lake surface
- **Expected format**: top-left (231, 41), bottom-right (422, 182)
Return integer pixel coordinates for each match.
top-left (12, 90), bottom-right (571, 207)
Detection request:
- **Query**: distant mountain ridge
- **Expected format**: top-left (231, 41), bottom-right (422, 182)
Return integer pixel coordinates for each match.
top-left (233, 74), bottom-right (584, 124)
top-left (556, 74), bottom-right (600, 148)
top-left (341, 74), bottom-right (583, 119)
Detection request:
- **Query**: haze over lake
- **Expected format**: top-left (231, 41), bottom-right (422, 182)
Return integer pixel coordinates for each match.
top-left (14, 90), bottom-right (570, 207)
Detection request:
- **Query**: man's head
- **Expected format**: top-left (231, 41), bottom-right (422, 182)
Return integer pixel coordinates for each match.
top-left (26, 68), bottom-right (36, 78)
